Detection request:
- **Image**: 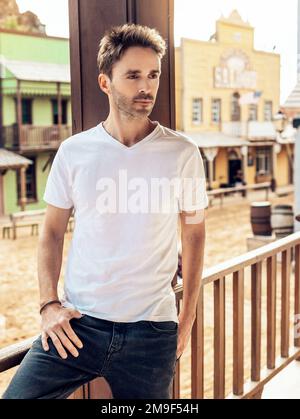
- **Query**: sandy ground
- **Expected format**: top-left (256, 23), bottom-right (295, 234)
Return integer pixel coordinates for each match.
top-left (0, 190), bottom-right (296, 398)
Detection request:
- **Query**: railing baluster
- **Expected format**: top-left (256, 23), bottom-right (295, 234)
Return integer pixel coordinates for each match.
top-left (281, 248), bottom-right (291, 358)
top-left (233, 269), bottom-right (244, 395)
top-left (214, 276), bottom-right (226, 399)
top-left (251, 262), bottom-right (262, 382)
top-left (295, 244), bottom-right (300, 348)
top-left (267, 256), bottom-right (277, 369)
top-left (173, 297), bottom-right (181, 399)
top-left (191, 286), bottom-right (204, 399)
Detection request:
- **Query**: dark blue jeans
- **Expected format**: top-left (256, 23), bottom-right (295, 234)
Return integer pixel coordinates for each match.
top-left (2, 315), bottom-right (178, 399)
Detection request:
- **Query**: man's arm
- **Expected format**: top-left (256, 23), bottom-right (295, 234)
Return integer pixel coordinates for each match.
top-left (176, 208), bottom-right (206, 359)
top-left (37, 204), bottom-right (83, 359)
top-left (38, 204), bottom-right (71, 306)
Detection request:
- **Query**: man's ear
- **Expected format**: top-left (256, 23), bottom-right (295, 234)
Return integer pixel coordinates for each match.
top-left (98, 73), bottom-right (110, 95)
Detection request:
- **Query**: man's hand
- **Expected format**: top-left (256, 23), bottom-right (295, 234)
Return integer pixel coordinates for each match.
top-left (176, 312), bottom-right (195, 360)
top-left (41, 304), bottom-right (84, 359)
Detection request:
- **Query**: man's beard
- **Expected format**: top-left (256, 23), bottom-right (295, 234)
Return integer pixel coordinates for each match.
top-left (111, 86), bottom-right (154, 119)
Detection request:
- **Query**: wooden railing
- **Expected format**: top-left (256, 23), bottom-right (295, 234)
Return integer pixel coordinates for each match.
top-left (1, 232), bottom-right (300, 399)
top-left (2, 125), bottom-right (72, 151)
top-left (207, 182), bottom-right (271, 208)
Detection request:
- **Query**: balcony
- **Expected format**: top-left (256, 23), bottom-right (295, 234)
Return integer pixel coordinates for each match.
top-left (222, 122), bottom-right (277, 141)
top-left (1, 232), bottom-right (300, 399)
top-left (2, 125), bottom-right (72, 152)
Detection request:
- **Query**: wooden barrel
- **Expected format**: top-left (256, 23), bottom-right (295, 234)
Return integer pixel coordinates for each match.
top-left (271, 204), bottom-right (294, 239)
top-left (250, 202), bottom-right (272, 236)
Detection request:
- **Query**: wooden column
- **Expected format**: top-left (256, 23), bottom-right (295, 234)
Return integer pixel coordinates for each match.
top-left (68, 0), bottom-right (175, 133)
top-left (0, 75), bottom-right (3, 148)
top-left (208, 160), bottom-right (214, 190)
top-left (16, 80), bottom-right (23, 149)
top-left (203, 148), bottom-right (218, 190)
top-left (19, 166), bottom-right (27, 211)
top-left (0, 172), bottom-right (4, 216)
top-left (57, 82), bottom-right (62, 140)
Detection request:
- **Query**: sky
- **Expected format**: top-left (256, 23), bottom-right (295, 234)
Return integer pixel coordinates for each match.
top-left (16, 0), bottom-right (298, 104)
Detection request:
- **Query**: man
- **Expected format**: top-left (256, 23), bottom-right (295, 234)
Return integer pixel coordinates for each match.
top-left (2, 23), bottom-right (208, 399)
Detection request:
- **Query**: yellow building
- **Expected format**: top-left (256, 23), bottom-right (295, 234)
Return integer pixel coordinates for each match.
top-left (175, 10), bottom-right (293, 190)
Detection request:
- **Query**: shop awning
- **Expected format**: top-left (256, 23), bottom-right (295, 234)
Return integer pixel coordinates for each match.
top-left (0, 149), bottom-right (32, 170)
top-left (0, 57), bottom-right (70, 83)
top-left (178, 131), bottom-right (250, 148)
top-left (283, 81), bottom-right (300, 108)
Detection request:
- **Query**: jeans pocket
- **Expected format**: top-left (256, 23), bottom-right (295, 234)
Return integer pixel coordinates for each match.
top-left (148, 321), bottom-right (178, 333)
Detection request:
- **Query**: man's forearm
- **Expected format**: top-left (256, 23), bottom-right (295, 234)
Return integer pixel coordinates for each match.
top-left (180, 229), bottom-right (205, 321)
top-left (37, 234), bottom-right (64, 306)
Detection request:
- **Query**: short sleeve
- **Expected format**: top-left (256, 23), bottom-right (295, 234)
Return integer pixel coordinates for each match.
top-left (178, 145), bottom-right (209, 212)
top-left (43, 145), bottom-right (74, 209)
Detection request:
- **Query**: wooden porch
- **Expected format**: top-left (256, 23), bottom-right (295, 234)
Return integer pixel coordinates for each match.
top-left (1, 231), bottom-right (300, 399)
top-left (2, 125), bottom-right (71, 152)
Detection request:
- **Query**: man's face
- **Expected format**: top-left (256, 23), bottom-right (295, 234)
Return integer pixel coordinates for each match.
top-left (103, 46), bottom-right (161, 119)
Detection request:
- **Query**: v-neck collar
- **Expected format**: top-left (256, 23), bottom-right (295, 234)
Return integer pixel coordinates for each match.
top-left (98, 121), bottom-right (161, 150)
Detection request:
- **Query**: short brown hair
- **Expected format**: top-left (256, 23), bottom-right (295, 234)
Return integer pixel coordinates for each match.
top-left (97, 23), bottom-right (167, 79)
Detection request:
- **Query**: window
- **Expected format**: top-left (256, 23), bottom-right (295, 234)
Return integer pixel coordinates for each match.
top-left (21, 99), bottom-right (32, 125)
top-left (264, 101), bottom-right (273, 121)
top-left (249, 104), bottom-right (258, 121)
top-left (17, 156), bottom-right (37, 201)
top-left (192, 98), bottom-right (203, 125)
top-left (231, 93), bottom-right (241, 122)
top-left (233, 32), bottom-right (242, 42)
top-left (256, 147), bottom-right (272, 175)
top-left (51, 99), bottom-right (68, 125)
top-left (211, 99), bottom-right (221, 124)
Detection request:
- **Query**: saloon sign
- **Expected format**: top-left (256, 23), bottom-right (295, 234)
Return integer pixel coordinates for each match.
top-left (214, 49), bottom-right (257, 89)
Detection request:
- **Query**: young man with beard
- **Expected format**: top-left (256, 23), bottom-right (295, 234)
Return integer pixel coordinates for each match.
top-left (2, 23), bottom-right (208, 399)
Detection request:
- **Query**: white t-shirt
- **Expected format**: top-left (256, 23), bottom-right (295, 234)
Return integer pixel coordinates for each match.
top-left (43, 121), bottom-right (209, 323)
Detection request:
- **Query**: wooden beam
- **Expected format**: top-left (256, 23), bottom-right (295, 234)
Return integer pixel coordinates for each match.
top-left (0, 74), bottom-right (3, 148)
top-left (281, 248), bottom-right (291, 358)
top-left (19, 166), bottom-right (27, 211)
top-left (16, 80), bottom-right (23, 148)
top-left (191, 287), bottom-right (204, 398)
top-left (251, 262), bottom-right (262, 382)
top-left (57, 82), bottom-right (62, 140)
top-left (233, 270), bottom-right (244, 395)
top-left (0, 173), bottom-right (4, 216)
top-left (214, 277), bottom-right (226, 399)
top-left (267, 256), bottom-right (277, 369)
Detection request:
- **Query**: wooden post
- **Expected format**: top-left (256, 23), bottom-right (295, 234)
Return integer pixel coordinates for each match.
top-left (191, 287), bottom-right (204, 399)
top-left (19, 166), bottom-right (27, 212)
top-left (0, 172), bottom-right (4, 216)
top-left (233, 269), bottom-right (244, 396)
top-left (281, 249), bottom-right (291, 358)
top-left (208, 160), bottom-right (214, 190)
top-left (267, 256), bottom-right (277, 369)
top-left (16, 79), bottom-right (23, 149)
top-left (251, 262), bottom-right (262, 382)
top-left (0, 74), bottom-right (3, 148)
top-left (214, 277), bottom-right (226, 399)
top-left (57, 82), bottom-right (62, 140)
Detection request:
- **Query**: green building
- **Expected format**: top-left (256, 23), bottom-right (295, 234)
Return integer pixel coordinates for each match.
top-left (0, 28), bottom-right (72, 216)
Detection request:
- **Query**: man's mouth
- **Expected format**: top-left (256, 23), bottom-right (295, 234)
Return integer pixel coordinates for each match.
top-left (134, 100), bottom-right (153, 104)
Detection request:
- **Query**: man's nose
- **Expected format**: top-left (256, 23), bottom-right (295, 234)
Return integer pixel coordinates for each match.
top-left (137, 80), bottom-right (152, 94)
